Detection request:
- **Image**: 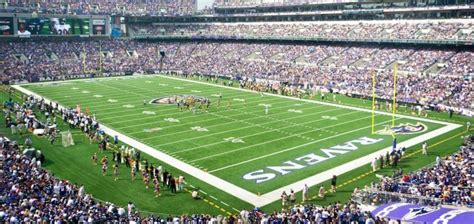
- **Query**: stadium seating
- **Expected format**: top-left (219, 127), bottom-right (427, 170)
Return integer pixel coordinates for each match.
top-left (129, 21), bottom-right (474, 42)
top-left (2, 0), bottom-right (195, 16)
top-left (1, 94), bottom-right (382, 223)
top-left (1, 41), bottom-right (472, 112)
top-left (360, 134), bottom-right (474, 207)
top-left (1, 0), bottom-right (472, 222)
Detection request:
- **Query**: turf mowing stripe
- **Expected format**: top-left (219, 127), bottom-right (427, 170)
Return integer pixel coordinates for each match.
top-left (161, 107), bottom-right (347, 149)
top-left (258, 123), bottom-right (461, 207)
top-left (126, 102), bottom-right (328, 135)
top-left (46, 81), bottom-right (243, 111)
top-left (170, 108), bottom-right (355, 152)
top-left (207, 117), bottom-right (398, 172)
top-left (118, 100), bottom-right (317, 132)
top-left (126, 103), bottom-right (332, 140)
top-left (170, 110), bottom-right (361, 155)
top-left (90, 88), bottom-right (274, 115)
top-left (173, 113), bottom-right (382, 163)
top-left (29, 85), bottom-right (162, 105)
top-left (17, 76), bottom-right (462, 208)
top-left (102, 97), bottom-right (307, 127)
top-left (156, 74), bottom-right (455, 126)
top-left (141, 103), bottom-right (342, 140)
top-left (92, 88), bottom-right (286, 119)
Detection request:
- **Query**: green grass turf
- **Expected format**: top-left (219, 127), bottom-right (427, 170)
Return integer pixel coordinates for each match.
top-left (0, 91), bottom-right (250, 216)
top-left (5, 74), bottom-right (470, 214)
top-left (20, 75), bottom-right (450, 195)
top-left (179, 77), bottom-right (471, 212)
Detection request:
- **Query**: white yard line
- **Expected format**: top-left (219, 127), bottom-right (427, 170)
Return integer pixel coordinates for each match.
top-left (256, 123), bottom-right (460, 207)
top-left (160, 107), bottom-right (344, 148)
top-left (209, 116), bottom-right (401, 173)
top-left (156, 74), bottom-right (454, 126)
top-left (175, 110), bottom-right (360, 155)
top-left (128, 102), bottom-right (327, 136)
top-left (104, 97), bottom-right (294, 126)
top-left (13, 84), bottom-right (261, 208)
top-left (204, 116), bottom-right (392, 167)
top-left (13, 75), bottom-right (462, 208)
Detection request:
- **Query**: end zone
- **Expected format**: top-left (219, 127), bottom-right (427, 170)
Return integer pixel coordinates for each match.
top-left (12, 76), bottom-right (463, 207)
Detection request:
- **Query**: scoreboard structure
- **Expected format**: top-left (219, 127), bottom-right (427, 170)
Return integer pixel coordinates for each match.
top-left (0, 13), bottom-right (109, 37)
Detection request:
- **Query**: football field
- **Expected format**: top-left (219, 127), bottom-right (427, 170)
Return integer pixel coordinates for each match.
top-left (14, 75), bottom-right (461, 207)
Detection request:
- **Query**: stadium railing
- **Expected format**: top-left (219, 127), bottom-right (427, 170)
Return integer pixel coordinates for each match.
top-left (352, 188), bottom-right (474, 208)
top-left (130, 34), bottom-right (473, 46)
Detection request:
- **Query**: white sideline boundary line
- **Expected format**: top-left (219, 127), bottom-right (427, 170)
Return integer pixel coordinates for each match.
top-left (190, 112), bottom-right (368, 162)
top-left (207, 117), bottom-right (394, 171)
top-left (155, 74), bottom-right (454, 126)
top-left (257, 123), bottom-right (459, 206)
top-left (13, 75), bottom-right (462, 208)
top-left (13, 84), bottom-right (260, 207)
top-left (163, 107), bottom-right (346, 150)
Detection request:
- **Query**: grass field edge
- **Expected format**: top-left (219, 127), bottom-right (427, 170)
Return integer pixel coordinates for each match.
top-left (12, 84), bottom-right (263, 207)
top-left (256, 122), bottom-right (461, 207)
top-left (12, 76), bottom-right (463, 207)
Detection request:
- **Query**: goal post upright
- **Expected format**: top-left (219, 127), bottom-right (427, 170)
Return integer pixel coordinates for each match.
top-left (392, 63), bottom-right (397, 128)
top-left (371, 70), bottom-right (376, 135)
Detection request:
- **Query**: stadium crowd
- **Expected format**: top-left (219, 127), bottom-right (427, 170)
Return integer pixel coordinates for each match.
top-left (0, 135), bottom-right (237, 223)
top-left (2, 116), bottom-right (470, 223)
top-left (372, 134), bottom-right (474, 207)
top-left (0, 94), bottom-right (387, 223)
top-left (129, 21), bottom-right (474, 41)
top-left (0, 133), bottom-right (384, 223)
top-left (0, 126), bottom-right (387, 223)
top-left (1, 73), bottom-right (472, 223)
top-left (1, 40), bottom-right (472, 114)
top-left (2, 0), bottom-right (195, 16)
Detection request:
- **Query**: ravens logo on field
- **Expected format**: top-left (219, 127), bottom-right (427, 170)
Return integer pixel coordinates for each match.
top-left (376, 122), bottom-right (427, 135)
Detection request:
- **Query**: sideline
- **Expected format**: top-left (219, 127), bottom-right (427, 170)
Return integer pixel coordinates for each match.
top-left (12, 76), bottom-right (462, 207)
